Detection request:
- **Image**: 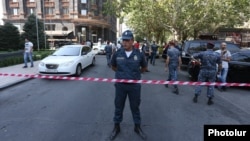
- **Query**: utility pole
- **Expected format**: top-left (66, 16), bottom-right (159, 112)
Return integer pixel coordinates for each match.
top-left (36, 12), bottom-right (40, 51)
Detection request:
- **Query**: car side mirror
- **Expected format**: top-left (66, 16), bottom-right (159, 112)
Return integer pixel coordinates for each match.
top-left (82, 52), bottom-right (87, 55)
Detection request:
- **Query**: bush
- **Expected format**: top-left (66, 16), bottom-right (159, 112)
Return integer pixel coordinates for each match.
top-left (0, 50), bottom-right (54, 67)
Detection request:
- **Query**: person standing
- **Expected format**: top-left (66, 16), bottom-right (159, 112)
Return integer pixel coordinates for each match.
top-left (215, 42), bottom-right (231, 91)
top-left (109, 30), bottom-right (147, 140)
top-left (165, 41), bottom-right (182, 94)
top-left (192, 42), bottom-right (222, 105)
top-left (23, 38), bottom-right (34, 68)
top-left (150, 41), bottom-right (158, 65)
top-left (104, 41), bottom-right (113, 67)
top-left (142, 41), bottom-right (151, 72)
top-left (134, 40), bottom-right (140, 50)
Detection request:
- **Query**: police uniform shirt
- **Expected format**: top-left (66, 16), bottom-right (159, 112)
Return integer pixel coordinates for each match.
top-left (111, 48), bottom-right (147, 80)
top-left (167, 47), bottom-right (180, 66)
top-left (151, 44), bottom-right (158, 53)
top-left (193, 49), bottom-right (221, 71)
top-left (105, 45), bottom-right (113, 55)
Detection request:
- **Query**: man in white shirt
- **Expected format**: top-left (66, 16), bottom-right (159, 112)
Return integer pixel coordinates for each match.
top-left (23, 38), bottom-right (34, 68)
top-left (215, 42), bottom-right (231, 91)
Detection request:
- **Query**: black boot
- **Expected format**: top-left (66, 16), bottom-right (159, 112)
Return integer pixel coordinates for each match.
top-left (193, 94), bottom-right (198, 103)
top-left (207, 97), bottom-right (214, 105)
top-left (109, 123), bottom-right (120, 140)
top-left (173, 87), bottom-right (179, 94)
top-left (134, 124), bottom-right (147, 140)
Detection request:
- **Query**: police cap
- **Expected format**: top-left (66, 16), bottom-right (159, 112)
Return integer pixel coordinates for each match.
top-left (207, 42), bottom-right (215, 48)
top-left (122, 30), bottom-right (134, 40)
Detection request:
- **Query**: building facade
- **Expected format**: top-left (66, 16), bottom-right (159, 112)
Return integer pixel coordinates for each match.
top-left (1, 0), bottom-right (117, 45)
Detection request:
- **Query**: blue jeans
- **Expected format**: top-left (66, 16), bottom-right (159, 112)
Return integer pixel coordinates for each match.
top-left (195, 70), bottom-right (216, 98)
top-left (113, 83), bottom-right (141, 124)
top-left (24, 52), bottom-right (33, 67)
top-left (218, 68), bottom-right (228, 88)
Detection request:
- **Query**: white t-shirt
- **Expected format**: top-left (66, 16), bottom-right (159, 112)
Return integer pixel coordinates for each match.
top-left (24, 42), bottom-right (33, 53)
top-left (125, 50), bottom-right (132, 58)
top-left (215, 50), bottom-right (231, 68)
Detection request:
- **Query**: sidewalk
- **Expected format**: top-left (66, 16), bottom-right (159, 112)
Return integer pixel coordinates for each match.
top-left (0, 61), bottom-right (40, 90)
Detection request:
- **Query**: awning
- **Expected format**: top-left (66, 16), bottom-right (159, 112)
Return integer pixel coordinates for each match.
top-left (45, 30), bottom-right (73, 36)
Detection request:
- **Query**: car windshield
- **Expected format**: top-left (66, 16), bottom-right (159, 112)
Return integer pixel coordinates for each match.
top-left (52, 47), bottom-right (80, 56)
top-left (101, 44), bottom-right (106, 49)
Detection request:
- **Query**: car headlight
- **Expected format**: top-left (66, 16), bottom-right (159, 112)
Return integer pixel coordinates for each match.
top-left (39, 62), bottom-right (45, 66)
top-left (61, 61), bottom-right (75, 66)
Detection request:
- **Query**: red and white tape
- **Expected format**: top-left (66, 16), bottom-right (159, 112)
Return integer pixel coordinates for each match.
top-left (1, 73), bottom-right (250, 87)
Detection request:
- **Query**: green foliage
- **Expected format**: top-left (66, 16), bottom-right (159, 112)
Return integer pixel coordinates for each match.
top-left (105, 0), bottom-right (250, 41)
top-left (0, 50), bottom-right (53, 67)
top-left (0, 23), bottom-right (20, 51)
top-left (20, 14), bottom-right (48, 51)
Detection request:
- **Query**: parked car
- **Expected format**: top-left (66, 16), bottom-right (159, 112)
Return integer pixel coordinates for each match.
top-left (93, 44), bottom-right (106, 55)
top-left (181, 40), bottom-right (241, 66)
top-left (38, 44), bottom-right (95, 76)
top-left (188, 49), bottom-right (250, 84)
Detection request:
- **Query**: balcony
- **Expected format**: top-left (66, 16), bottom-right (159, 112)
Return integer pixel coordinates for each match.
top-left (61, 15), bottom-right (70, 19)
top-left (10, 15), bottom-right (19, 19)
top-left (45, 1), bottom-right (55, 7)
top-left (26, 2), bottom-right (36, 8)
top-left (62, 1), bottom-right (70, 7)
top-left (45, 14), bottom-right (55, 18)
top-left (9, 1), bottom-right (19, 8)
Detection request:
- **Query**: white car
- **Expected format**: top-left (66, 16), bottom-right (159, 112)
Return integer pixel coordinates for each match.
top-left (38, 44), bottom-right (96, 76)
top-left (93, 44), bottom-right (106, 55)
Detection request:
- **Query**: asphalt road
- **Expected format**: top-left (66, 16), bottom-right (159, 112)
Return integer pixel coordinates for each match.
top-left (0, 55), bottom-right (250, 141)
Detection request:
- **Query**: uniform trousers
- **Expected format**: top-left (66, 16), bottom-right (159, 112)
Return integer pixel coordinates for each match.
top-left (113, 83), bottom-right (141, 124)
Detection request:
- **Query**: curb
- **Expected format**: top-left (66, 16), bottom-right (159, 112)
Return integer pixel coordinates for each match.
top-left (0, 77), bottom-right (34, 91)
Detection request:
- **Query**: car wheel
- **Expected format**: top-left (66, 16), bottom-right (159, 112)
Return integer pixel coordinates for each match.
top-left (75, 64), bottom-right (82, 76)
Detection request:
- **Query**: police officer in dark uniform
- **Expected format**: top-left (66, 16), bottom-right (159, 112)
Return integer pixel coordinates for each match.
top-left (192, 42), bottom-right (222, 105)
top-left (109, 30), bottom-right (147, 140)
top-left (165, 41), bottom-right (182, 94)
top-left (104, 41), bottom-right (113, 67)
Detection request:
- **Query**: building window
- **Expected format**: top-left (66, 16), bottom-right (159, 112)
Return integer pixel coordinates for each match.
top-left (30, 0), bottom-right (35, 2)
top-left (63, 8), bottom-right (69, 15)
top-left (29, 8), bottom-right (35, 14)
top-left (81, 10), bottom-right (87, 15)
top-left (13, 0), bottom-right (17, 2)
top-left (45, 7), bottom-right (54, 15)
top-left (45, 24), bottom-right (55, 31)
top-left (81, 0), bottom-right (87, 4)
top-left (13, 8), bottom-right (18, 15)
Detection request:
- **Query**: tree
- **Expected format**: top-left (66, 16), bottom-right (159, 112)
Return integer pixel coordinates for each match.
top-left (104, 0), bottom-right (250, 41)
top-left (0, 23), bottom-right (20, 51)
top-left (20, 14), bottom-right (47, 50)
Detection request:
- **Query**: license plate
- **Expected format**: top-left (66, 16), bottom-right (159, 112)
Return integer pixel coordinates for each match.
top-left (46, 69), bottom-right (57, 73)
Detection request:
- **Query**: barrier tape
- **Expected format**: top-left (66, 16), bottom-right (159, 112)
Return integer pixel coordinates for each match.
top-left (1, 73), bottom-right (250, 87)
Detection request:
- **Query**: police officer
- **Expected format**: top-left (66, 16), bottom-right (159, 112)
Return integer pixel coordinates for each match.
top-left (165, 41), bottom-right (182, 94)
top-left (109, 30), bottom-right (147, 140)
top-left (150, 41), bottom-right (158, 65)
top-left (192, 42), bottom-right (222, 105)
top-left (142, 41), bottom-right (151, 72)
top-left (104, 41), bottom-right (113, 67)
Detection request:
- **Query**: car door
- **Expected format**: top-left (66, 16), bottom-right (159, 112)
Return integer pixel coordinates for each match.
top-left (80, 46), bottom-right (89, 68)
top-left (81, 46), bottom-right (92, 66)
top-left (228, 52), bottom-right (250, 83)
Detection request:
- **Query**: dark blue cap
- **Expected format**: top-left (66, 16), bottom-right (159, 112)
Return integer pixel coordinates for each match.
top-left (122, 30), bottom-right (134, 40)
